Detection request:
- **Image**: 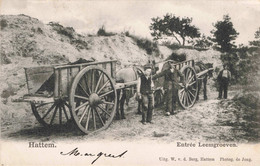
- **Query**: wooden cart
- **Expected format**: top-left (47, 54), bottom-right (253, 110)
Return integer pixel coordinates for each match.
top-left (17, 60), bottom-right (127, 134)
top-left (153, 59), bottom-right (213, 109)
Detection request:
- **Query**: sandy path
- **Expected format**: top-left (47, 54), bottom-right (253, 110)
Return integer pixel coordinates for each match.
top-left (3, 88), bottom-right (256, 143)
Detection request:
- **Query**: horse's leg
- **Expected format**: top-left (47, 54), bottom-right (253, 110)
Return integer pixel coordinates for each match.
top-left (125, 90), bottom-right (130, 106)
top-left (159, 89), bottom-right (164, 106)
top-left (197, 80), bottom-right (201, 101)
top-left (162, 88), bottom-right (167, 105)
top-left (115, 90), bottom-right (121, 120)
top-left (120, 89), bottom-right (126, 119)
top-left (203, 76), bottom-right (208, 100)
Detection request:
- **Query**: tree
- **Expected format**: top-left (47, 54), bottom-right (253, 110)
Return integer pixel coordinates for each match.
top-left (210, 15), bottom-right (239, 52)
top-left (249, 27), bottom-right (260, 47)
top-left (150, 13), bottom-right (200, 46)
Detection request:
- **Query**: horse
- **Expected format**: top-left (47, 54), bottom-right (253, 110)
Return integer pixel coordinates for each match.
top-left (115, 66), bottom-right (143, 120)
top-left (114, 61), bottom-right (159, 120)
top-left (194, 61), bottom-right (213, 100)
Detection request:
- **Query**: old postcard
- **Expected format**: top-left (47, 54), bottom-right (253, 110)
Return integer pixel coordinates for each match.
top-left (1, 0), bottom-right (260, 165)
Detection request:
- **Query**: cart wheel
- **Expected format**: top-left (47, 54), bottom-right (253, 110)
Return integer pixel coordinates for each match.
top-left (70, 66), bottom-right (117, 134)
top-left (178, 65), bottom-right (198, 109)
top-left (31, 99), bottom-right (71, 127)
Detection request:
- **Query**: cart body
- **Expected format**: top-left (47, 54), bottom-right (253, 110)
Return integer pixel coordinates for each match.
top-left (24, 60), bottom-right (116, 102)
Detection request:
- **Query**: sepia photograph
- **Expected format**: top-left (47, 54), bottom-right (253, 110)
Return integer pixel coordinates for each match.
top-left (0, 0), bottom-right (260, 165)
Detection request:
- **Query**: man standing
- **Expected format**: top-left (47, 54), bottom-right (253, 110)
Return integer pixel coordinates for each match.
top-left (217, 65), bottom-right (231, 99)
top-left (137, 64), bottom-right (154, 124)
top-left (153, 62), bottom-right (184, 116)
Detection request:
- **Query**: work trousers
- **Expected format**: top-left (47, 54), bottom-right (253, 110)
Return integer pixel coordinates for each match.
top-left (218, 77), bottom-right (229, 99)
top-left (141, 92), bottom-right (154, 123)
top-left (165, 83), bottom-right (178, 113)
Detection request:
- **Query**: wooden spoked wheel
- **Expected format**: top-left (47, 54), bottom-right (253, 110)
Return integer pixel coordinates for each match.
top-left (31, 99), bottom-right (71, 127)
top-left (69, 66), bottom-right (117, 134)
top-left (178, 66), bottom-right (198, 109)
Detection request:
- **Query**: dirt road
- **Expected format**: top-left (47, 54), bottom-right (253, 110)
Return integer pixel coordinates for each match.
top-left (1, 88), bottom-right (259, 143)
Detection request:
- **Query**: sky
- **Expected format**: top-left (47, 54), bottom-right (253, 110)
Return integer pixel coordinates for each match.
top-left (0, 0), bottom-right (260, 45)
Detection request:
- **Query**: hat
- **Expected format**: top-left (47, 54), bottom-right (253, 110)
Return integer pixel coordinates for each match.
top-left (144, 64), bottom-right (152, 70)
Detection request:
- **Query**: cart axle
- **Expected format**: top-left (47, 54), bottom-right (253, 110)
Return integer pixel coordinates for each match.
top-left (89, 93), bottom-right (102, 107)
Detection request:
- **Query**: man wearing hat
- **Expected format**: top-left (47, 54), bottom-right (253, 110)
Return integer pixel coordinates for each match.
top-left (153, 61), bottom-right (184, 115)
top-left (136, 63), bottom-right (154, 124)
top-left (217, 64), bottom-right (231, 99)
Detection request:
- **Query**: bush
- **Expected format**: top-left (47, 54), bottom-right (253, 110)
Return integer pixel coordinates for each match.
top-left (48, 22), bottom-right (75, 39)
top-left (124, 31), bottom-right (130, 37)
top-left (71, 39), bottom-right (88, 50)
top-left (166, 52), bottom-right (186, 62)
top-left (191, 35), bottom-right (213, 49)
top-left (233, 92), bottom-right (260, 109)
top-left (163, 42), bottom-right (208, 51)
top-left (128, 35), bottom-right (160, 56)
top-left (37, 27), bottom-right (43, 34)
top-left (0, 19), bottom-right (8, 30)
top-left (97, 26), bottom-right (116, 36)
top-left (48, 22), bottom-right (88, 50)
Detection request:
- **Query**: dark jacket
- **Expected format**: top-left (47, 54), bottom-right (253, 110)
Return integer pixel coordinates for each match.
top-left (153, 68), bottom-right (184, 89)
top-left (140, 74), bottom-right (153, 94)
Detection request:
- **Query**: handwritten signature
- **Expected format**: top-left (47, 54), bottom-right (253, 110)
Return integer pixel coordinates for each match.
top-left (60, 147), bottom-right (127, 164)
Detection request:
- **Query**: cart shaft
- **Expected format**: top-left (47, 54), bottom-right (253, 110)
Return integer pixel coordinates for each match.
top-left (115, 80), bottom-right (138, 90)
top-left (196, 68), bottom-right (214, 79)
top-left (12, 95), bottom-right (54, 104)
